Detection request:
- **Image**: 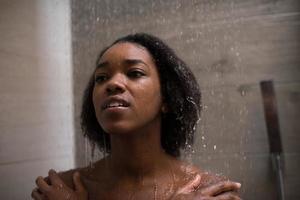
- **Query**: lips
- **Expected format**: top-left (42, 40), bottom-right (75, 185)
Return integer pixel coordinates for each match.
top-left (101, 97), bottom-right (130, 110)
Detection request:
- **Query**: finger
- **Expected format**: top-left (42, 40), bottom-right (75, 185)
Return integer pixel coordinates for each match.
top-left (200, 181), bottom-right (241, 196)
top-left (31, 188), bottom-right (46, 200)
top-left (48, 169), bottom-right (65, 187)
top-left (35, 176), bottom-right (51, 193)
top-left (176, 174), bottom-right (202, 195)
top-left (73, 171), bottom-right (86, 193)
top-left (214, 191), bottom-right (241, 200)
top-left (44, 176), bottom-right (51, 185)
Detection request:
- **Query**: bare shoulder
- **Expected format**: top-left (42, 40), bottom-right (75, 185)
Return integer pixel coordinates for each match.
top-left (57, 158), bottom-right (110, 189)
top-left (56, 168), bottom-right (78, 189)
top-left (176, 161), bottom-right (229, 188)
top-left (47, 167), bottom-right (84, 189)
top-left (44, 165), bottom-right (92, 190)
top-left (198, 171), bottom-right (228, 188)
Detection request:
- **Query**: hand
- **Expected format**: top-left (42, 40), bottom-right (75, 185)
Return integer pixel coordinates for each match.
top-left (31, 169), bottom-right (88, 200)
top-left (173, 180), bottom-right (241, 200)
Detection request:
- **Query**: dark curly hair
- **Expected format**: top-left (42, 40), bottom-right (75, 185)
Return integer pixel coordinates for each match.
top-left (81, 33), bottom-right (201, 157)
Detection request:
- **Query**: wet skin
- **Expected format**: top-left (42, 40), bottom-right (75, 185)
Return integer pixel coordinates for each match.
top-left (33, 164), bottom-right (241, 200)
top-left (32, 42), bottom-right (241, 200)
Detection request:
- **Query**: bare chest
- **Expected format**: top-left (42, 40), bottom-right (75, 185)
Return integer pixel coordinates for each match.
top-left (82, 178), bottom-right (176, 200)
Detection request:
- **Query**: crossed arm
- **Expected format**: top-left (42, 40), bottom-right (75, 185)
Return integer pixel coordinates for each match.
top-left (32, 170), bottom-right (241, 200)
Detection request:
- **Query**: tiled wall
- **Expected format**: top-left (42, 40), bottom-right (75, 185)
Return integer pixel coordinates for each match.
top-left (0, 0), bottom-right (74, 199)
top-left (72, 0), bottom-right (300, 199)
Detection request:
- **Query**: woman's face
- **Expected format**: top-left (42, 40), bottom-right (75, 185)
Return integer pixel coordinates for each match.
top-left (93, 42), bottom-right (163, 134)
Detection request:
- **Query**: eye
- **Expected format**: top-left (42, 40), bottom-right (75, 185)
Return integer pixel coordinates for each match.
top-left (127, 70), bottom-right (146, 79)
top-left (94, 74), bottom-right (108, 83)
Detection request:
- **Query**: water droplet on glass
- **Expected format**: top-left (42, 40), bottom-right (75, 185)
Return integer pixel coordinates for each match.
top-left (241, 90), bottom-right (246, 96)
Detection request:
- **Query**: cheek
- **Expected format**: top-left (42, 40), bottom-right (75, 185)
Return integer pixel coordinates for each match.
top-left (135, 82), bottom-right (162, 111)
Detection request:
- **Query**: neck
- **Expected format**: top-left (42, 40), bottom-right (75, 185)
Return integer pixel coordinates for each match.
top-left (108, 118), bottom-right (168, 179)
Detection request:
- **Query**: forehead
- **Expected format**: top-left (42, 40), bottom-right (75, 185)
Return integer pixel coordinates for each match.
top-left (99, 42), bottom-right (154, 63)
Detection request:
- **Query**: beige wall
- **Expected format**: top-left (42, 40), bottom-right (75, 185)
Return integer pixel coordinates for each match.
top-left (71, 0), bottom-right (300, 199)
top-left (0, 0), bottom-right (74, 199)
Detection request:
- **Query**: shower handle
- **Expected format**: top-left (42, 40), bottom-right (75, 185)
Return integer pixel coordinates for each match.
top-left (260, 80), bottom-right (285, 200)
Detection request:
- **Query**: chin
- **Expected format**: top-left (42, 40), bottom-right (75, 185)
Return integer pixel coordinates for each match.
top-left (101, 123), bottom-right (136, 135)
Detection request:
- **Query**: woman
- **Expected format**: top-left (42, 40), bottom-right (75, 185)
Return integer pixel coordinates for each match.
top-left (32, 33), bottom-right (241, 200)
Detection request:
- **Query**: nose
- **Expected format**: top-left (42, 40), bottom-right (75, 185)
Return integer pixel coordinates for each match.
top-left (105, 74), bottom-right (126, 95)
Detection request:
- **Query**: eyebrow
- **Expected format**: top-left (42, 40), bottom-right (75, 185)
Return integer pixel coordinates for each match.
top-left (96, 61), bottom-right (109, 69)
top-left (96, 59), bottom-right (149, 70)
top-left (124, 59), bottom-right (149, 69)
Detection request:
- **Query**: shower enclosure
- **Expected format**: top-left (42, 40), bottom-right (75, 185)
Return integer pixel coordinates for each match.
top-left (71, 0), bottom-right (300, 199)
